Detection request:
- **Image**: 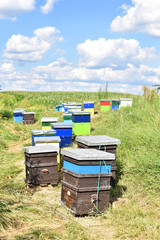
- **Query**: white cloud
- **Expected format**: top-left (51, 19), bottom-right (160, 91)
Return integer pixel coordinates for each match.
top-left (0, 0), bottom-right (35, 20)
top-left (0, 63), bottom-right (15, 73)
top-left (111, 0), bottom-right (160, 37)
top-left (1, 59), bottom-right (160, 94)
top-left (3, 26), bottom-right (63, 63)
top-left (41, 0), bottom-right (58, 14)
top-left (77, 38), bottom-right (156, 68)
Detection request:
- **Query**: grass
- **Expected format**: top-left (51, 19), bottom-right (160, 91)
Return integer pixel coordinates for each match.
top-left (0, 91), bottom-right (160, 239)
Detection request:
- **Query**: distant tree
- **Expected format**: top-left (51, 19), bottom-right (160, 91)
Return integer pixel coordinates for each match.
top-left (152, 84), bottom-right (160, 92)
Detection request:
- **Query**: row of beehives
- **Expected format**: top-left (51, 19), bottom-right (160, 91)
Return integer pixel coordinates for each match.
top-left (13, 109), bottom-right (35, 124)
top-left (100, 98), bottom-right (133, 112)
top-left (23, 134), bottom-right (121, 215)
top-left (42, 109), bottom-right (91, 136)
top-left (56, 101), bottom-right (95, 116)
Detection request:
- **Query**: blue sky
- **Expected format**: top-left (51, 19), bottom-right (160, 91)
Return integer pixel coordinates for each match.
top-left (0, 0), bottom-right (160, 94)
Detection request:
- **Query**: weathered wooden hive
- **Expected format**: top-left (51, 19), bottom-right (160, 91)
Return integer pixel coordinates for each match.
top-left (23, 145), bottom-right (58, 186)
top-left (61, 148), bottom-right (115, 215)
top-left (34, 136), bottom-right (61, 171)
top-left (41, 117), bottom-right (58, 130)
top-left (51, 122), bottom-right (73, 148)
top-left (72, 111), bottom-right (91, 136)
top-left (75, 135), bottom-right (121, 185)
top-left (23, 112), bottom-right (35, 124)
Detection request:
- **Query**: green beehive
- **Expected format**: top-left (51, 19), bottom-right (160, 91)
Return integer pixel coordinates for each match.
top-left (72, 111), bottom-right (91, 136)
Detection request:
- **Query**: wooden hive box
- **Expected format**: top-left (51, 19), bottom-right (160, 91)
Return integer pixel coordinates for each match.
top-left (23, 145), bottom-right (58, 186)
top-left (31, 129), bottom-right (56, 146)
top-left (51, 122), bottom-right (73, 148)
top-left (41, 117), bottom-right (58, 130)
top-left (71, 111), bottom-right (91, 136)
top-left (100, 100), bottom-right (111, 112)
top-left (23, 112), bottom-right (35, 124)
top-left (75, 135), bottom-right (121, 185)
top-left (34, 136), bottom-right (61, 171)
top-left (61, 148), bottom-right (115, 215)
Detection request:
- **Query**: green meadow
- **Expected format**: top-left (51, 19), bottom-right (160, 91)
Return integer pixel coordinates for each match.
top-left (0, 90), bottom-right (160, 240)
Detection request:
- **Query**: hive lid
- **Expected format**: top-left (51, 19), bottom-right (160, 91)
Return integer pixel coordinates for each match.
top-left (34, 136), bottom-right (61, 143)
top-left (71, 111), bottom-right (91, 115)
top-left (41, 117), bottom-right (58, 122)
top-left (13, 109), bottom-right (25, 113)
top-left (23, 112), bottom-right (35, 114)
top-left (75, 135), bottom-right (121, 146)
top-left (120, 98), bottom-right (133, 101)
top-left (112, 99), bottom-right (120, 101)
top-left (63, 113), bottom-right (72, 116)
top-left (23, 145), bottom-right (58, 154)
top-left (31, 129), bottom-right (56, 135)
top-left (100, 99), bottom-right (112, 101)
top-left (61, 148), bottom-right (115, 160)
top-left (83, 101), bottom-right (94, 104)
top-left (15, 108), bottom-right (25, 112)
top-left (51, 122), bottom-right (73, 128)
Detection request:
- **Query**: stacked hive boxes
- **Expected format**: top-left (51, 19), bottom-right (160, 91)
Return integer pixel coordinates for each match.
top-left (51, 123), bottom-right (73, 148)
top-left (83, 101), bottom-right (94, 117)
top-left (75, 135), bottom-right (121, 186)
top-left (112, 99), bottom-right (120, 110)
top-left (34, 136), bottom-right (61, 171)
top-left (120, 98), bottom-right (133, 108)
top-left (13, 109), bottom-right (25, 123)
top-left (23, 112), bottom-right (35, 124)
top-left (31, 129), bottom-right (56, 146)
top-left (100, 100), bottom-right (111, 112)
top-left (63, 113), bottom-right (72, 123)
top-left (23, 145), bottom-right (58, 186)
top-left (72, 111), bottom-right (91, 136)
top-left (61, 148), bottom-right (115, 215)
top-left (41, 117), bottom-right (58, 130)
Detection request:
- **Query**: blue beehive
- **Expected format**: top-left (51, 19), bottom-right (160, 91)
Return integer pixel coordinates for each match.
top-left (51, 122), bottom-right (73, 148)
top-left (13, 109), bottom-right (25, 123)
top-left (31, 129), bottom-right (56, 146)
top-left (61, 148), bottom-right (114, 174)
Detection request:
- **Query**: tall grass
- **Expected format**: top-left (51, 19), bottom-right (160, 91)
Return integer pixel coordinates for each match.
top-left (0, 91), bottom-right (159, 239)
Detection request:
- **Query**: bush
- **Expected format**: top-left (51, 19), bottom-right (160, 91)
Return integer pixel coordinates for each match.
top-left (0, 110), bottom-right (13, 119)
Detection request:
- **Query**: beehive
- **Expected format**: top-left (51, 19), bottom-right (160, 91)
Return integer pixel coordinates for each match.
top-left (63, 113), bottom-right (72, 123)
top-left (83, 101), bottom-right (94, 116)
top-left (31, 129), bottom-right (56, 146)
top-left (75, 135), bottom-right (121, 185)
top-left (13, 109), bottom-right (25, 123)
top-left (34, 136), bottom-right (61, 171)
top-left (100, 100), bottom-right (111, 112)
top-left (120, 98), bottom-right (133, 108)
top-left (112, 99), bottom-right (120, 110)
top-left (51, 122), bottom-right (73, 148)
top-left (23, 112), bottom-right (35, 124)
top-left (61, 148), bottom-right (115, 215)
top-left (41, 117), bottom-right (58, 130)
top-left (72, 111), bottom-right (91, 136)
top-left (23, 145), bottom-right (58, 186)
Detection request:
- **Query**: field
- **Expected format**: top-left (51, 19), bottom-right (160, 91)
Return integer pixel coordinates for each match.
top-left (0, 91), bottom-right (160, 240)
